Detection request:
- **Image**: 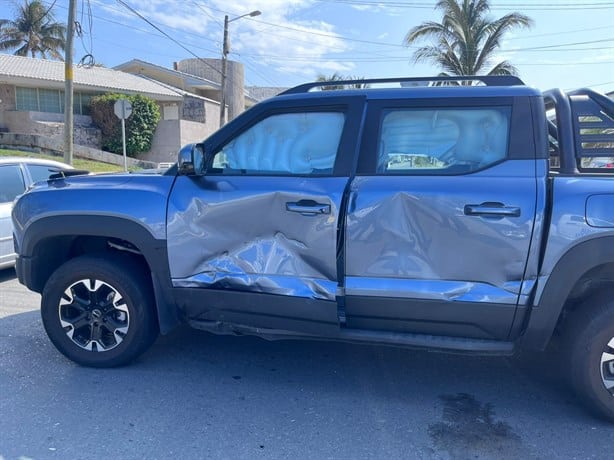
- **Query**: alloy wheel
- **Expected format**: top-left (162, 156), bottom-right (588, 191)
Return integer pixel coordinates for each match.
top-left (600, 337), bottom-right (614, 395)
top-left (58, 279), bottom-right (130, 352)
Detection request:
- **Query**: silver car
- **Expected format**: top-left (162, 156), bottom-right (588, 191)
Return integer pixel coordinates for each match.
top-left (0, 157), bottom-right (74, 269)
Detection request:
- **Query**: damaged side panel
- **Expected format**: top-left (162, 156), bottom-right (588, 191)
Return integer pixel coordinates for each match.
top-left (344, 160), bottom-right (540, 339)
top-left (167, 176), bottom-right (348, 313)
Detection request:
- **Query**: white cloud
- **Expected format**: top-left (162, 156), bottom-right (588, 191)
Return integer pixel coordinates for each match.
top-left (96, 0), bottom-right (355, 83)
top-left (348, 2), bottom-right (402, 15)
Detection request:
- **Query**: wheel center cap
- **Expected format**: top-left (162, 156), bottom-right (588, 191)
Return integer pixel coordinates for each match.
top-left (92, 309), bottom-right (103, 320)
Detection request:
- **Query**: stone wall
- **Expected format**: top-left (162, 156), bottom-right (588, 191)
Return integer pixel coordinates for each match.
top-left (0, 84), bottom-right (16, 128)
top-left (182, 96), bottom-right (205, 123)
top-left (3, 111), bottom-right (101, 149)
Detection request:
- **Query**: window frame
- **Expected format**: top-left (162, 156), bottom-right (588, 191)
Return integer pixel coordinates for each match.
top-left (15, 87), bottom-right (99, 115)
top-left (203, 96), bottom-right (366, 178)
top-left (357, 96), bottom-right (534, 176)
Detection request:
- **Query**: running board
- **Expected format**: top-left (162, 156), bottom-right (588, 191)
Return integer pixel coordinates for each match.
top-left (188, 319), bottom-right (515, 355)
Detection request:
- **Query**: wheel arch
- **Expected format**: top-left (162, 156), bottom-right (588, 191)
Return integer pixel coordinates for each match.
top-left (17, 214), bottom-right (180, 334)
top-left (522, 236), bottom-right (614, 349)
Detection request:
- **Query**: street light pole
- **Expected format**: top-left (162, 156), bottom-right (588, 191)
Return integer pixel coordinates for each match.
top-left (219, 10), bottom-right (261, 128)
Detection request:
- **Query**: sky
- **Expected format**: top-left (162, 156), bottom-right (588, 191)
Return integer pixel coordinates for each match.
top-left (0, 0), bottom-right (613, 93)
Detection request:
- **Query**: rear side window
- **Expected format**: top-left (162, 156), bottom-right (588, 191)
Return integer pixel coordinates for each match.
top-left (0, 165), bottom-right (26, 203)
top-left (27, 164), bottom-right (63, 183)
top-left (378, 107), bottom-right (511, 174)
top-left (211, 112), bottom-right (345, 175)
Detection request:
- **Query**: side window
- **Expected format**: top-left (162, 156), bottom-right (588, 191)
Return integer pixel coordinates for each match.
top-left (378, 107), bottom-right (511, 174)
top-left (0, 165), bottom-right (26, 203)
top-left (27, 164), bottom-right (63, 183)
top-left (211, 112), bottom-right (345, 175)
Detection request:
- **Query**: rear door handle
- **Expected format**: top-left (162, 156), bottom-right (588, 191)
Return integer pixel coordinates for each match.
top-left (286, 200), bottom-right (331, 216)
top-left (464, 202), bottom-right (521, 218)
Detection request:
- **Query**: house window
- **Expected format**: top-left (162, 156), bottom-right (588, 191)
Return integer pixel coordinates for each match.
top-left (38, 88), bottom-right (62, 113)
top-left (15, 87), bottom-right (38, 111)
top-left (15, 87), bottom-right (99, 115)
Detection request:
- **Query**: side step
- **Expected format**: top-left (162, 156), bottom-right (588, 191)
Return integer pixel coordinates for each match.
top-left (188, 319), bottom-right (515, 356)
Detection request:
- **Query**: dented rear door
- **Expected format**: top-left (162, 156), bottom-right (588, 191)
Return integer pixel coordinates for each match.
top-left (344, 97), bottom-right (542, 340)
top-left (167, 96), bottom-right (364, 329)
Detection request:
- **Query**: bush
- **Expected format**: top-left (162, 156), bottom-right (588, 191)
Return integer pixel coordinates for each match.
top-left (90, 93), bottom-right (161, 157)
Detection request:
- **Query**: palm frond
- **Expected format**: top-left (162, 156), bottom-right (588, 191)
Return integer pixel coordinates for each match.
top-left (487, 60), bottom-right (518, 76)
top-left (405, 0), bottom-right (531, 79)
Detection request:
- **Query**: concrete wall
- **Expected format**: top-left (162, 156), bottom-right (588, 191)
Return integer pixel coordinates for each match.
top-left (145, 97), bottom-right (222, 164)
top-left (175, 58), bottom-right (245, 122)
top-left (148, 119), bottom-right (181, 164)
top-left (0, 132), bottom-right (156, 168)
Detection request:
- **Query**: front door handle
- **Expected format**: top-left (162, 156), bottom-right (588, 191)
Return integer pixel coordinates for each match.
top-left (286, 200), bottom-right (331, 216)
top-left (464, 202), bottom-right (521, 218)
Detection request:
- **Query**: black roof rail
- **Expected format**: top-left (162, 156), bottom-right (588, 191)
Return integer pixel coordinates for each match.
top-left (280, 75), bottom-right (525, 95)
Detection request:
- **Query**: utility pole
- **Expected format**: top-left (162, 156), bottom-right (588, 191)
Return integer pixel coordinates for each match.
top-left (218, 10), bottom-right (261, 128)
top-left (63, 0), bottom-right (77, 165)
top-left (218, 14), bottom-right (229, 128)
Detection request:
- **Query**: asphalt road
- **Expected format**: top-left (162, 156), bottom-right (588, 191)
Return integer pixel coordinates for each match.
top-left (0, 267), bottom-right (612, 460)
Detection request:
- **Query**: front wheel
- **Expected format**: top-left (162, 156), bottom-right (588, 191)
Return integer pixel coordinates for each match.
top-left (41, 255), bottom-right (159, 367)
top-left (566, 291), bottom-right (614, 421)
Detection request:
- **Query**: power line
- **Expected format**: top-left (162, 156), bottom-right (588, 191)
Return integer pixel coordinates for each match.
top-left (313, 0), bottom-right (614, 10)
top-left (114, 0), bottom-right (222, 76)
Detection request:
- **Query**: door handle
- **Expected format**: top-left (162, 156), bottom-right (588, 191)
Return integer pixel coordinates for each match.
top-left (464, 202), bottom-right (521, 218)
top-left (286, 200), bottom-right (331, 216)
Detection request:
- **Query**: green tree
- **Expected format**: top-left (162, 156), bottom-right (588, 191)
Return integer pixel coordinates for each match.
top-left (0, 0), bottom-right (66, 59)
top-left (90, 94), bottom-right (161, 157)
top-left (404, 0), bottom-right (532, 78)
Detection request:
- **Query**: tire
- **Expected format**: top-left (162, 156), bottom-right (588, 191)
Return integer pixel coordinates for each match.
top-left (41, 254), bottom-right (159, 367)
top-left (565, 290), bottom-right (614, 422)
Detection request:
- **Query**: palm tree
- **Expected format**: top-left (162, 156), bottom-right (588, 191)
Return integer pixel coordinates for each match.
top-left (316, 73), bottom-right (370, 90)
top-left (0, 0), bottom-right (66, 60)
top-left (404, 0), bottom-right (532, 78)
top-left (316, 72), bottom-right (346, 91)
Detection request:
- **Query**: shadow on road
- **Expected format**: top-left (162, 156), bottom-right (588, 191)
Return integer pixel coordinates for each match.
top-left (0, 266), bottom-right (16, 282)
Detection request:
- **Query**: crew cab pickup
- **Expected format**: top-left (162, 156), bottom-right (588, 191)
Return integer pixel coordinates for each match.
top-left (11, 76), bottom-right (614, 421)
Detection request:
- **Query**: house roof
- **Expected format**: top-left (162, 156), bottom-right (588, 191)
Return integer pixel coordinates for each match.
top-left (114, 59), bottom-right (221, 90)
top-left (0, 54), bottom-right (183, 101)
top-left (115, 58), bottom-right (259, 104)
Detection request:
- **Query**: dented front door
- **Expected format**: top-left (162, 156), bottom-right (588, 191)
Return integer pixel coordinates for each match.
top-left (167, 99), bottom-right (364, 328)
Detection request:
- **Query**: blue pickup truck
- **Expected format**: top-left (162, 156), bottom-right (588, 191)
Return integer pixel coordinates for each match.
top-left (11, 76), bottom-right (614, 421)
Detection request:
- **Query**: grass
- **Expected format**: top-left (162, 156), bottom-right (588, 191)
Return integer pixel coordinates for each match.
top-left (0, 148), bottom-right (125, 173)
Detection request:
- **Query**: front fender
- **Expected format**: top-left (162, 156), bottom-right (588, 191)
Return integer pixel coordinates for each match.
top-left (16, 214), bottom-right (180, 334)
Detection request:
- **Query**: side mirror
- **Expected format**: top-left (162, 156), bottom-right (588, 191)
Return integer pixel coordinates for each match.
top-left (177, 143), bottom-right (206, 176)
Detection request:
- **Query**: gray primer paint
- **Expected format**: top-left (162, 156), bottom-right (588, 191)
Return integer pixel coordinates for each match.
top-left (167, 176), bottom-right (348, 301)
